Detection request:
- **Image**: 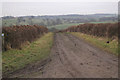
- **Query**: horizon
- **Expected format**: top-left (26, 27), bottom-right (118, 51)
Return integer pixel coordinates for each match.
top-left (1, 13), bottom-right (118, 17)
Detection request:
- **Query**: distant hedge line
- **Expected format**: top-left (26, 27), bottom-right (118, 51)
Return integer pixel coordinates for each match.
top-left (2, 25), bottom-right (48, 50)
top-left (64, 23), bottom-right (118, 39)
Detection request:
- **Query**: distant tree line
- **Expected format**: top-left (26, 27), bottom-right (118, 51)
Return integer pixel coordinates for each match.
top-left (2, 14), bottom-right (118, 27)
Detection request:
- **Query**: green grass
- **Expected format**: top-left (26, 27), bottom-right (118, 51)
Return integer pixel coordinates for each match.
top-left (71, 32), bottom-right (118, 56)
top-left (2, 32), bottom-right (54, 75)
top-left (2, 18), bottom-right (18, 26)
top-left (89, 21), bottom-right (117, 24)
top-left (48, 23), bottom-right (83, 30)
top-left (47, 22), bottom-right (116, 30)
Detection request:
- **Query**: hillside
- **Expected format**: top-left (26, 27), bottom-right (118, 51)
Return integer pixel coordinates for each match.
top-left (2, 14), bottom-right (118, 30)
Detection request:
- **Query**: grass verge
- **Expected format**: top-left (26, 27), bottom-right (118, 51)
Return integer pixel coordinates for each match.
top-left (2, 32), bottom-right (54, 75)
top-left (70, 32), bottom-right (118, 56)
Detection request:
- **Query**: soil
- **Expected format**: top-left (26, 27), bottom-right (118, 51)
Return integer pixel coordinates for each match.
top-left (6, 33), bottom-right (118, 78)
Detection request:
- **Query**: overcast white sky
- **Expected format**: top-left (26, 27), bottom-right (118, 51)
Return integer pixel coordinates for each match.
top-left (0, 0), bottom-right (119, 17)
top-left (0, 0), bottom-right (119, 2)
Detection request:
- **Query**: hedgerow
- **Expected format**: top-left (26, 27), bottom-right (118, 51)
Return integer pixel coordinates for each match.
top-left (2, 25), bottom-right (48, 50)
top-left (64, 23), bottom-right (118, 39)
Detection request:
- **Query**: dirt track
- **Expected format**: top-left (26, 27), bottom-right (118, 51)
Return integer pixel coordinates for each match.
top-left (10, 33), bottom-right (118, 78)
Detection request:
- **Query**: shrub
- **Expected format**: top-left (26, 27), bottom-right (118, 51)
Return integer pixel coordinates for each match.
top-left (2, 25), bottom-right (48, 50)
top-left (64, 23), bottom-right (118, 39)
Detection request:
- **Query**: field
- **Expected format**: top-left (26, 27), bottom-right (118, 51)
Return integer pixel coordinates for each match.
top-left (2, 14), bottom-right (117, 28)
top-left (2, 18), bottom-right (44, 27)
top-left (89, 21), bottom-right (116, 24)
top-left (47, 22), bottom-right (116, 30)
top-left (47, 23), bottom-right (83, 30)
top-left (2, 32), bottom-right (54, 76)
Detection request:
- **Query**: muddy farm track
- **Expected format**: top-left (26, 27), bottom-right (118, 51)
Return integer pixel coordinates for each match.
top-left (9, 33), bottom-right (118, 78)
